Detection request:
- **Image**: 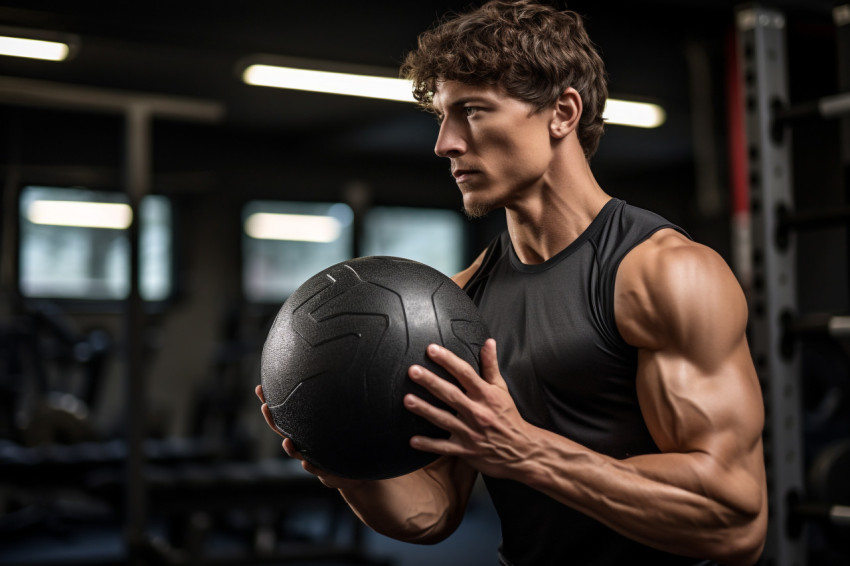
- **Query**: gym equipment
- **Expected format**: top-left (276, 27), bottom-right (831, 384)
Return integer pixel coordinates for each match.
top-left (807, 439), bottom-right (850, 516)
top-left (784, 313), bottom-right (850, 344)
top-left (776, 205), bottom-right (850, 249)
top-left (771, 92), bottom-right (850, 144)
top-left (735, 4), bottom-right (850, 563)
top-left (735, 7), bottom-right (805, 563)
top-left (261, 256), bottom-right (490, 480)
top-left (788, 439), bottom-right (850, 552)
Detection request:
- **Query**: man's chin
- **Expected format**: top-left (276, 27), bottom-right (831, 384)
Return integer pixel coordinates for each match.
top-left (462, 202), bottom-right (495, 219)
top-left (461, 195), bottom-right (498, 219)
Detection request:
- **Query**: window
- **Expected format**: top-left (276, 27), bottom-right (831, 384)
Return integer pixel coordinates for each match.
top-left (242, 200), bottom-right (354, 303)
top-left (361, 207), bottom-right (465, 277)
top-left (19, 186), bottom-right (172, 301)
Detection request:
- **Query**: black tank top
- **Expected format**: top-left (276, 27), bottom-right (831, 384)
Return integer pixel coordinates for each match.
top-left (464, 198), bottom-right (708, 565)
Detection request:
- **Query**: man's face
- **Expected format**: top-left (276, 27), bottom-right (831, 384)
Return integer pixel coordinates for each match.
top-left (431, 81), bottom-right (556, 218)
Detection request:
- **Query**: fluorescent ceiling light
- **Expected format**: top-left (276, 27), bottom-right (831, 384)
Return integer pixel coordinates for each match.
top-left (242, 59), bottom-right (665, 128)
top-left (0, 35), bottom-right (70, 61)
top-left (243, 64), bottom-right (414, 103)
top-left (603, 99), bottom-right (666, 128)
top-left (28, 200), bottom-right (133, 229)
top-left (245, 212), bottom-right (342, 243)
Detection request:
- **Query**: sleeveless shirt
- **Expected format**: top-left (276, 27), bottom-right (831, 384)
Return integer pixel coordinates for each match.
top-left (463, 198), bottom-right (710, 565)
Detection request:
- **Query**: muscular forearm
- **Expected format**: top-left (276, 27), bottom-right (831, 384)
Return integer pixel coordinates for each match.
top-left (339, 456), bottom-right (475, 544)
top-left (518, 428), bottom-right (766, 565)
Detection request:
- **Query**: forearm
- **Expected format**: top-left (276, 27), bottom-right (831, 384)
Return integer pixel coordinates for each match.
top-left (518, 428), bottom-right (766, 565)
top-left (339, 456), bottom-right (475, 544)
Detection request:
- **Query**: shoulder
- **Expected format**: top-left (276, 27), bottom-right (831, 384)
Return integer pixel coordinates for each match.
top-left (614, 229), bottom-right (748, 354)
top-left (451, 248), bottom-right (488, 289)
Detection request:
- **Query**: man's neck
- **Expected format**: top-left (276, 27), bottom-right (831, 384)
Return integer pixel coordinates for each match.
top-left (505, 155), bottom-right (610, 265)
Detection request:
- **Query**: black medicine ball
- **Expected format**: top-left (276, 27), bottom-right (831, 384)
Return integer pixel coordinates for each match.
top-left (260, 256), bottom-right (490, 480)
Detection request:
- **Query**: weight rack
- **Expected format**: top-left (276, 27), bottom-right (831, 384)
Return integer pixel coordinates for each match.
top-left (734, 3), bottom-right (850, 564)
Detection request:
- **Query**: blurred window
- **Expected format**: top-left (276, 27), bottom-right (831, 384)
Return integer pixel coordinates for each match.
top-left (242, 200), bottom-right (354, 303)
top-left (362, 207), bottom-right (465, 277)
top-left (19, 186), bottom-right (172, 301)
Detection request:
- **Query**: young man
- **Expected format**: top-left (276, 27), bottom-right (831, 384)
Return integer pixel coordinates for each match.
top-left (257, 1), bottom-right (768, 564)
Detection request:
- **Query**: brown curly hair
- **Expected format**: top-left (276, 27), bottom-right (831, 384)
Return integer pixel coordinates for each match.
top-left (400, 0), bottom-right (608, 159)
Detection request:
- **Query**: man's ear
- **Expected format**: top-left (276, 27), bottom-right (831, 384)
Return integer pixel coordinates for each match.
top-left (549, 87), bottom-right (582, 139)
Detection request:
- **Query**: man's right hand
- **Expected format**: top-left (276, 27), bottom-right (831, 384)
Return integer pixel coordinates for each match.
top-left (255, 384), bottom-right (366, 490)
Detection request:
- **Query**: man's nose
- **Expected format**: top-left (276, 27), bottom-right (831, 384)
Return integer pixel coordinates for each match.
top-left (434, 120), bottom-right (466, 158)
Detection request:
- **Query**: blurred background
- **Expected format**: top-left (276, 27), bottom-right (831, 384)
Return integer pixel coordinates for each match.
top-left (0, 1), bottom-right (848, 564)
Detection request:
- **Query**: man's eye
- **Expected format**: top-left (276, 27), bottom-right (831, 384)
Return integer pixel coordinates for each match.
top-left (464, 106), bottom-right (480, 117)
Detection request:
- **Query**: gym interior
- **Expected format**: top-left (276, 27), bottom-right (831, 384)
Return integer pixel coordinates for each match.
top-left (0, 1), bottom-right (847, 565)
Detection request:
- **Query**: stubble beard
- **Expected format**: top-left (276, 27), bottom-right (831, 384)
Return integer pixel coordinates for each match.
top-left (462, 201), bottom-right (495, 219)
top-left (459, 186), bottom-right (499, 219)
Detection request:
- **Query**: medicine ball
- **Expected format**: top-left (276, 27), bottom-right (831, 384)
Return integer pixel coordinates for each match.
top-left (261, 256), bottom-right (490, 480)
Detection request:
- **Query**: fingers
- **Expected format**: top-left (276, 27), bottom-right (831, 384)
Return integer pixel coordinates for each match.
top-left (281, 437), bottom-right (304, 459)
top-left (405, 364), bottom-right (483, 454)
top-left (282, 438), bottom-right (366, 489)
top-left (422, 340), bottom-right (506, 392)
top-left (478, 339), bottom-right (502, 385)
top-left (405, 340), bottom-right (515, 460)
top-left (258, 386), bottom-right (361, 489)
top-left (404, 399), bottom-right (475, 458)
top-left (264, 407), bottom-right (319, 476)
top-left (409, 433), bottom-right (464, 456)
top-left (422, 343), bottom-right (483, 391)
top-left (282, 438), bottom-right (326, 479)
top-left (408, 362), bottom-right (475, 415)
top-left (407, 340), bottom-right (506, 418)
top-left (404, 385), bottom-right (473, 432)
top-left (260, 403), bottom-right (287, 439)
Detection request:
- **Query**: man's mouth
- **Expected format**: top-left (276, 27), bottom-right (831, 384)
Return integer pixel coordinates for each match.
top-left (452, 168), bottom-right (479, 183)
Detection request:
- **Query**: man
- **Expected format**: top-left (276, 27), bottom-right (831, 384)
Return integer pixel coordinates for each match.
top-left (257, 1), bottom-right (768, 564)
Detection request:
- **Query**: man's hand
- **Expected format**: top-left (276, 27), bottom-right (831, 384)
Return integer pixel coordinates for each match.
top-left (403, 338), bottom-right (536, 480)
top-left (255, 385), bottom-right (365, 490)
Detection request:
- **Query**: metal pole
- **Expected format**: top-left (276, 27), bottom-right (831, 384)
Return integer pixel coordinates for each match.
top-left (0, 74), bottom-right (223, 564)
top-left (124, 103), bottom-right (151, 564)
top-left (835, 3), bottom-right (850, 307)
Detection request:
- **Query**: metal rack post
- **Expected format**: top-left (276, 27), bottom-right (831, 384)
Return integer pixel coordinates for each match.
top-left (734, 5), bottom-right (806, 565)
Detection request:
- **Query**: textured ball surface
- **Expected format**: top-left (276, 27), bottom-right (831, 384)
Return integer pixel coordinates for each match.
top-left (261, 256), bottom-right (490, 480)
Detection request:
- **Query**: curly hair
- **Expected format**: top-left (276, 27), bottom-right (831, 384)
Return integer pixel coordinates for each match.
top-left (400, 0), bottom-right (608, 159)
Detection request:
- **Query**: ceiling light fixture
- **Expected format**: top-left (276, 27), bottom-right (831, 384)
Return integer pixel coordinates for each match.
top-left (27, 200), bottom-right (133, 229)
top-left (0, 36), bottom-right (68, 61)
top-left (243, 64), bottom-right (414, 103)
top-left (241, 57), bottom-right (666, 128)
top-left (603, 99), bottom-right (666, 128)
top-left (0, 27), bottom-right (78, 61)
top-left (244, 212), bottom-right (342, 243)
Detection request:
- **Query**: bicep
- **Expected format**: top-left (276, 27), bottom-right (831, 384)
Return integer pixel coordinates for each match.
top-left (636, 250), bottom-right (762, 453)
top-left (622, 239), bottom-right (765, 506)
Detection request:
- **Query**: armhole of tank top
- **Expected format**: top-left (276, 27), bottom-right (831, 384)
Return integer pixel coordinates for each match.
top-left (462, 232), bottom-right (506, 292)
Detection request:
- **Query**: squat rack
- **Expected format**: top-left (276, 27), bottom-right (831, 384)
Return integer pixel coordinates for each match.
top-left (733, 3), bottom-right (850, 564)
